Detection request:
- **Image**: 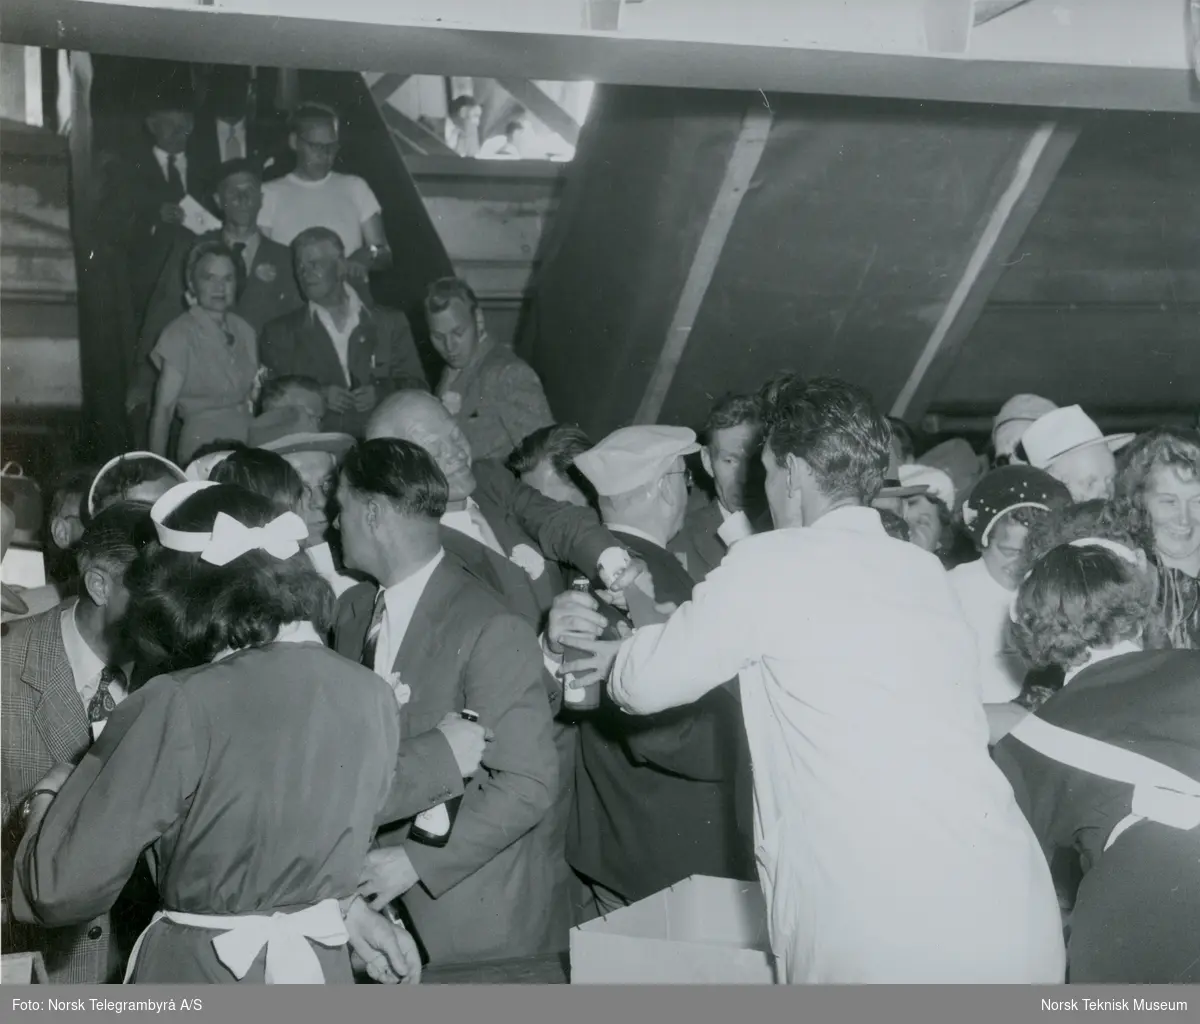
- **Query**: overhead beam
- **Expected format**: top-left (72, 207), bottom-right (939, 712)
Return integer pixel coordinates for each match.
top-left (4, 1), bottom-right (1196, 115)
top-left (889, 120), bottom-right (1079, 421)
top-left (369, 71), bottom-right (412, 103)
top-left (494, 78), bottom-right (581, 147)
top-left (633, 104), bottom-right (774, 425)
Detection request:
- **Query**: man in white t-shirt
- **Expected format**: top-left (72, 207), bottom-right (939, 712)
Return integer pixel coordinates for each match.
top-left (259, 102), bottom-right (392, 288)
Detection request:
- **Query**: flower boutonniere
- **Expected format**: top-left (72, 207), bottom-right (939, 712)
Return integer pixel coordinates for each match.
top-left (441, 392), bottom-right (463, 416)
top-left (254, 262), bottom-right (278, 283)
top-left (387, 673), bottom-right (412, 709)
top-left (509, 543), bottom-right (546, 581)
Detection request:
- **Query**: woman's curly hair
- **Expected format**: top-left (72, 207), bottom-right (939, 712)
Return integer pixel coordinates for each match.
top-left (1111, 427), bottom-right (1200, 556)
top-left (1010, 542), bottom-right (1155, 671)
top-left (1016, 499), bottom-right (1137, 579)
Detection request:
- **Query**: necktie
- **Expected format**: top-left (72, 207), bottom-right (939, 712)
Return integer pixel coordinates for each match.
top-left (467, 502), bottom-right (505, 556)
top-left (231, 242), bottom-right (248, 272)
top-left (165, 154), bottom-right (185, 202)
top-left (225, 123), bottom-right (243, 161)
top-left (87, 666), bottom-right (124, 724)
top-left (361, 590), bottom-right (386, 673)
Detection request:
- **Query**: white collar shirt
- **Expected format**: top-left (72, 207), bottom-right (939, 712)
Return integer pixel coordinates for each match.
top-left (310, 284), bottom-right (362, 387)
top-left (217, 118), bottom-right (248, 163)
top-left (60, 600), bottom-right (130, 708)
top-left (440, 498), bottom-right (504, 556)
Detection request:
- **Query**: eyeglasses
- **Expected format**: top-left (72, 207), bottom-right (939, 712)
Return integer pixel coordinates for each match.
top-left (298, 136), bottom-right (340, 155)
top-left (664, 469), bottom-right (694, 489)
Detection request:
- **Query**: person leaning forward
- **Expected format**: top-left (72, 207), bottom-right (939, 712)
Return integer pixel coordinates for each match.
top-left (332, 439), bottom-right (559, 964)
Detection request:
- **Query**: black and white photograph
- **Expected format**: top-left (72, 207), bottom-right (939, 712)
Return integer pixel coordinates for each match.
top-left (0, 0), bottom-right (1198, 1008)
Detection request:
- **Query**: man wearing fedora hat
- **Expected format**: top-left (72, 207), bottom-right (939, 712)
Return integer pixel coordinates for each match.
top-left (1019, 405), bottom-right (1134, 503)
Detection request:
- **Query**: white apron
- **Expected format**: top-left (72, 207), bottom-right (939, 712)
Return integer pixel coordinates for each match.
top-left (123, 898), bottom-right (349, 984)
top-left (1008, 715), bottom-right (1200, 851)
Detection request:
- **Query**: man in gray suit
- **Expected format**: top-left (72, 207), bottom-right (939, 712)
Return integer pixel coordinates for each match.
top-left (1, 503), bottom-right (154, 983)
top-left (332, 439), bottom-right (560, 964)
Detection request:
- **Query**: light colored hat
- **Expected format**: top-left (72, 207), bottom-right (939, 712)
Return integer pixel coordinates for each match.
top-left (1020, 405), bottom-right (1134, 470)
top-left (86, 451), bottom-right (187, 517)
top-left (574, 425), bottom-right (700, 497)
top-left (897, 464), bottom-right (956, 509)
top-left (185, 450), bottom-right (235, 481)
top-left (259, 432), bottom-right (356, 460)
top-left (918, 438), bottom-right (986, 513)
top-left (992, 394), bottom-right (1058, 458)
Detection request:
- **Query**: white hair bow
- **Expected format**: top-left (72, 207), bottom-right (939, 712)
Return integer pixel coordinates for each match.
top-left (200, 511), bottom-right (309, 567)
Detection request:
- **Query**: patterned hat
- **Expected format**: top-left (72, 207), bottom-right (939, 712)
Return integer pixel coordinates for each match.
top-left (960, 465), bottom-right (1072, 548)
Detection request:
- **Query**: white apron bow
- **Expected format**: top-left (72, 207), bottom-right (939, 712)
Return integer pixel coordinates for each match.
top-left (123, 897), bottom-right (348, 984)
top-left (1009, 714), bottom-right (1200, 852)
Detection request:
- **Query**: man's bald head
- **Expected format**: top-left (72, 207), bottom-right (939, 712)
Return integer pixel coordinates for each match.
top-left (366, 390), bottom-right (476, 503)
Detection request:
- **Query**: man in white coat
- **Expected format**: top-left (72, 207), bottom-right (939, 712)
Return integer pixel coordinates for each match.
top-left (584, 377), bottom-right (1065, 983)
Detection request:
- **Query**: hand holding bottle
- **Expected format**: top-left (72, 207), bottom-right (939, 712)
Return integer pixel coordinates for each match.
top-left (435, 712), bottom-right (492, 777)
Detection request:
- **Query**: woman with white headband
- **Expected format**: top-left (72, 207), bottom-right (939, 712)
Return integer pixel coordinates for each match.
top-left (9, 481), bottom-right (421, 984)
top-left (993, 538), bottom-right (1200, 982)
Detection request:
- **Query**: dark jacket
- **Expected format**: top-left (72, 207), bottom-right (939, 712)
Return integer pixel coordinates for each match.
top-left (333, 559), bottom-right (559, 962)
top-left (1, 609), bottom-right (154, 983)
top-left (259, 302), bottom-right (429, 437)
top-left (567, 530), bottom-right (756, 902)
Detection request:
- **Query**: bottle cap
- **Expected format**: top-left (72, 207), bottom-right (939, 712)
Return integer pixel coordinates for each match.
top-left (460, 709), bottom-right (479, 723)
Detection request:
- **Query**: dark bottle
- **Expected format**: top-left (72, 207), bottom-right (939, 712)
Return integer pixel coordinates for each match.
top-left (561, 577), bottom-right (603, 711)
top-left (409, 709), bottom-right (479, 848)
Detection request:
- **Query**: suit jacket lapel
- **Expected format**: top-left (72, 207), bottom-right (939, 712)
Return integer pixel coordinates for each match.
top-left (447, 340), bottom-right (498, 421)
top-left (346, 309), bottom-right (376, 390)
top-left (438, 525), bottom-right (542, 627)
top-left (23, 609), bottom-right (90, 765)
top-left (334, 584), bottom-right (376, 662)
top-left (696, 502), bottom-right (728, 571)
top-left (392, 560), bottom-right (460, 677)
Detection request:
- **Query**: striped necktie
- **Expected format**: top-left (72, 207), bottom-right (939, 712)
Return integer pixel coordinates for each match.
top-left (361, 589), bottom-right (386, 672)
top-left (87, 666), bottom-right (124, 724)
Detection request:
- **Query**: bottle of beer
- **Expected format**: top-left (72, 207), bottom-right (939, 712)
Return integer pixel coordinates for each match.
top-left (409, 709), bottom-right (479, 848)
top-left (561, 577), bottom-right (603, 710)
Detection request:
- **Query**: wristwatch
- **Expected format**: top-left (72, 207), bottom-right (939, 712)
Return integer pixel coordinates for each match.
top-left (16, 788), bottom-right (56, 832)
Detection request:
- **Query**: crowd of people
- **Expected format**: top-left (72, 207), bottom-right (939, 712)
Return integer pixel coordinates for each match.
top-left (2, 70), bottom-right (1199, 989)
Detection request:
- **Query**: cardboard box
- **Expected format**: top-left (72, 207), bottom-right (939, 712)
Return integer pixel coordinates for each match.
top-left (570, 875), bottom-right (777, 984)
top-left (1, 952), bottom-right (48, 984)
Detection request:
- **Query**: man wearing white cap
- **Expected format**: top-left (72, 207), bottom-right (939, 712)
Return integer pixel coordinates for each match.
top-left (547, 425), bottom-right (753, 920)
top-left (365, 392), bottom-right (642, 630)
top-left (992, 394), bottom-right (1058, 466)
top-left (1019, 405), bottom-right (1134, 502)
top-left (575, 377), bottom-right (1065, 983)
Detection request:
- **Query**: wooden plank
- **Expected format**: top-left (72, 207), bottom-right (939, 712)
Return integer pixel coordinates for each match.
top-left (974, 0), bottom-right (1036, 27)
top-left (494, 78), bottom-right (581, 148)
top-left (369, 71), bottom-right (411, 103)
top-left (889, 120), bottom-right (1078, 421)
top-left (376, 102), bottom-right (458, 157)
top-left (633, 104), bottom-right (774, 425)
top-left (423, 951), bottom-right (569, 985)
